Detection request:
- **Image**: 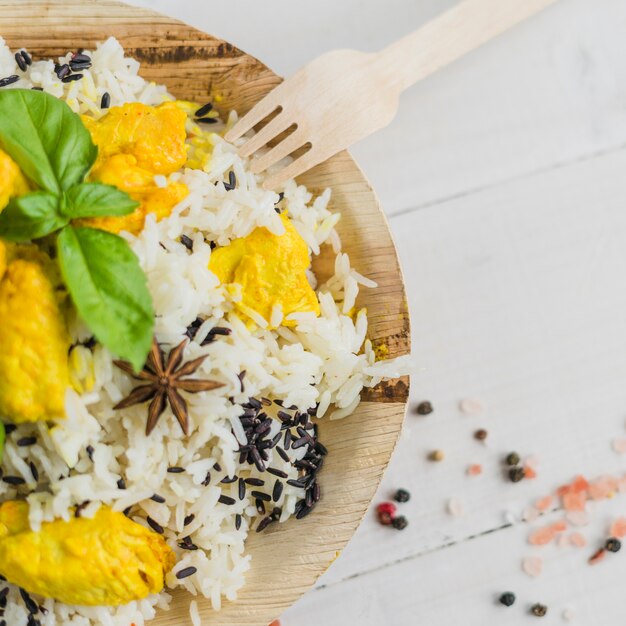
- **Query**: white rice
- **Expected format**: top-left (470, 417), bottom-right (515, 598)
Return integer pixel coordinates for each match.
top-left (0, 37), bottom-right (410, 625)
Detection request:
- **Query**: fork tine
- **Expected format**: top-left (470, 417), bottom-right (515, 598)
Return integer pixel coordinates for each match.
top-left (224, 94), bottom-right (282, 144)
top-left (249, 130), bottom-right (306, 175)
top-left (236, 112), bottom-right (293, 159)
top-left (261, 148), bottom-right (318, 190)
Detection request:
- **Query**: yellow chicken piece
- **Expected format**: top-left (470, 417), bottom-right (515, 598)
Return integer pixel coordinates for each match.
top-left (209, 213), bottom-right (320, 328)
top-left (0, 241), bottom-right (70, 423)
top-left (80, 102), bottom-right (189, 235)
top-left (0, 501), bottom-right (176, 606)
top-left (0, 148), bottom-right (29, 212)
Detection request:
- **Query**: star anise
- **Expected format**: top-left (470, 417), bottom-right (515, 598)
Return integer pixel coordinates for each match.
top-left (113, 338), bottom-right (224, 436)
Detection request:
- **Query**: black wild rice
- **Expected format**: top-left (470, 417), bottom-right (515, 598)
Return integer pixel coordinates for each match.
top-left (220, 476), bottom-right (238, 484)
top-left (15, 52), bottom-right (27, 72)
top-left (272, 480), bottom-right (283, 502)
top-left (255, 498), bottom-right (266, 515)
top-left (74, 500), bottom-right (91, 517)
top-left (291, 436), bottom-right (308, 450)
top-left (235, 513), bottom-right (242, 530)
top-left (251, 490), bottom-right (271, 502)
top-left (54, 64), bottom-right (70, 79)
top-left (202, 471), bottom-right (211, 486)
top-left (17, 436), bottom-right (36, 447)
top-left (276, 446), bottom-right (290, 463)
top-left (20, 589), bottom-right (38, 615)
top-left (256, 516), bottom-right (275, 533)
top-left (180, 234), bottom-right (194, 251)
top-left (197, 117), bottom-right (218, 124)
top-left (178, 538), bottom-right (198, 551)
top-left (261, 397), bottom-right (272, 406)
top-left (286, 478), bottom-right (306, 489)
top-left (117, 478), bottom-right (126, 490)
top-left (70, 59), bottom-right (92, 71)
top-left (245, 477), bottom-right (264, 486)
top-left (29, 461), bottom-right (38, 482)
top-left (218, 495), bottom-right (236, 506)
top-left (4, 424), bottom-right (16, 435)
top-left (184, 514), bottom-right (195, 526)
top-left (238, 370), bottom-right (247, 392)
top-left (62, 73), bottom-right (83, 83)
top-left (284, 429), bottom-right (292, 450)
top-left (167, 466), bottom-right (185, 473)
top-left (146, 516), bottom-right (164, 534)
top-left (2, 476), bottom-right (25, 485)
top-left (0, 75), bottom-right (19, 88)
top-left (20, 50), bottom-right (32, 66)
top-left (224, 170), bottom-right (237, 191)
top-left (314, 442), bottom-right (328, 456)
top-left (123, 506), bottom-right (132, 517)
top-left (101, 92), bottom-right (110, 109)
top-left (266, 467), bottom-right (288, 479)
top-left (195, 102), bottom-right (213, 117)
top-left (150, 494), bottom-right (166, 503)
top-left (213, 462), bottom-right (223, 472)
top-left (176, 566), bottom-right (197, 580)
top-left (86, 445), bottom-right (95, 461)
top-left (238, 478), bottom-right (246, 500)
top-left (312, 482), bottom-right (321, 502)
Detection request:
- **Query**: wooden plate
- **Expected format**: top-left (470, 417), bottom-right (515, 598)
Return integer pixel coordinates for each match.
top-left (0, 2), bottom-right (411, 624)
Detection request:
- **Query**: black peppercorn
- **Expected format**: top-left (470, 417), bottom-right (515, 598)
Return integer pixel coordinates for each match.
top-left (392, 516), bottom-right (408, 530)
top-left (474, 429), bottom-right (488, 441)
top-left (506, 452), bottom-right (521, 466)
top-left (393, 489), bottom-right (411, 503)
top-left (416, 401), bottom-right (433, 415)
top-left (508, 466), bottom-right (525, 483)
top-left (498, 592), bottom-right (515, 607)
top-left (606, 537), bottom-right (622, 553)
top-left (531, 603), bottom-right (547, 617)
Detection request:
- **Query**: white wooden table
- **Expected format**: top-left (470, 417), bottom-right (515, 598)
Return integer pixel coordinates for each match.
top-left (130, 1), bottom-right (626, 623)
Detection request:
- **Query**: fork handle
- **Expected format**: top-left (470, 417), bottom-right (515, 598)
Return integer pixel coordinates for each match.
top-left (379, 0), bottom-right (559, 92)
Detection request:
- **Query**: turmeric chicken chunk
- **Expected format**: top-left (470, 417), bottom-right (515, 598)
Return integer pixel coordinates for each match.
top-left (0, 501), bottom-right (176, 606)
top-left (0, 148), bottom-right (29, 212)
top-left (0, 241), bottom-right (70, 423)
top-left (209, 213), bottom-right (320, 328)
top-left (80, 102), bottom-right (189, 234)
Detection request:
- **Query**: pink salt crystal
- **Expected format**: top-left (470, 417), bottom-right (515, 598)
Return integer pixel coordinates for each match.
top-left (617, 477), bottom-right (626, 493)
top-left (566, 510), bottom-right (590, 527)
top-left (525, 455), bottom-right (540, 470)
top-left (557, 533), bottom-right (570, 548)
top-left (551, 520), bottom-right (567, 533)
top-left (610, 517), bottom-right (626, 538)
top-left (467, 464), bottom-right (482, 476)
top-left (522, 506), bottom-right (540, 523)
top-left (522, 556), bottom-right (543, 577)
top-left (562, 608), bottom-right (575, 622)
top-left (535, 496), bottom-right (553, 512)
top-left (447, 498), bottom-right (464, 517)
top-left (588, 477), bottom-right (616, 501)
top-left (459, 398), bottom-right (484, 415)
top-left (529, 527), bottom-right (555, 546)
top-left (563, 491), bottom-right (587, 512)
top-left (613, 439), bottom-right (626, 454)
top-left (570, 532), bottom-right (587, 547)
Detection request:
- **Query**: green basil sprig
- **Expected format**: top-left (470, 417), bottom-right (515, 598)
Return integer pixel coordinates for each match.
top-left (0, 90), bottom-right (153, 371)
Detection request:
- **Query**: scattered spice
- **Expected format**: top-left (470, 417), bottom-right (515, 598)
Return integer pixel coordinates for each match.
top-left (509, 466), bottom-right (525, 483)
top-left (415, 401), bottom-right (433, 415)
top-left (505, 452), bottom-right (521, 466)
top-left (392, 516), bottom-right (408, 530)
top-left (459, 397), bottom-right (484, 414)
top-left (393, 489), bottom-right (410, 503)
top-left (499, 592), bottom-right (516, 607)
top-left (605, 537), bottom-right (621, 553)
top-left (467, 464), bottom-right (483, 476)
top-left (114, 338), bottom-right (224, 435)
top-left (429, 449), bottom-right (444, 462)
top-left (377, 502), bottom-right (396, 526)
top-left (474, 429), bottom-right (488, 441)
top-left (530, 603), bottom-right (548, 617)
top-left (588, 547), bottom-right (606, 565)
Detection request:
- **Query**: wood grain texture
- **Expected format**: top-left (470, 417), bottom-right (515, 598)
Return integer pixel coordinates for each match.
top-left (0, 1), bottom-right (410, 624)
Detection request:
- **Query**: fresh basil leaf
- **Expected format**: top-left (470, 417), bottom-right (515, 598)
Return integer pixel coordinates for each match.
top-left (57, 225), bottom-right (154, 371)
top-left (0, 192), bottom-right (68, 241)
top-left (0, 89), bottom-right (97, 193)
top-left (0, 422), bottom-right (5, 463)
top-left (63, 183), bottom-right (139, 219)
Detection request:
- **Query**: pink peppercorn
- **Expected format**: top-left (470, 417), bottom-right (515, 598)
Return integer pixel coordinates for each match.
top-left (377, 502), bottom-right (397, 525)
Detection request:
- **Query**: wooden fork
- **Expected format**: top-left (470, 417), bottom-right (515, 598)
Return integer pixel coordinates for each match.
top-left (225, 0), bottom-right (559, 190)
